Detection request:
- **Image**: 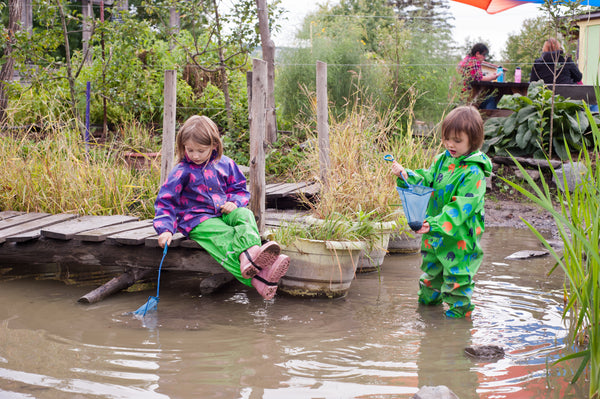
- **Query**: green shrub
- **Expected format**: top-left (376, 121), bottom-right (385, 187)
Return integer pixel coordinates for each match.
top-left (482, 81), bottom-right (599, 160)
top-left (502, 101), bottom-right (600, 398)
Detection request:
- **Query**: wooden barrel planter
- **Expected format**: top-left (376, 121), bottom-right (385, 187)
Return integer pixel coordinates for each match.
top-left (278, 238), bottom-right (365, 299)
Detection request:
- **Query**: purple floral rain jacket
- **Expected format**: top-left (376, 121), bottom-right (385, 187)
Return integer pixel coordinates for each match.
top-left (153, 153), bottom-right (250, 237)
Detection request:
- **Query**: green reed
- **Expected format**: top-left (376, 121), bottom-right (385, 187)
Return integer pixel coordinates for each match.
top-left (501, 103), bottom-right (599, 398)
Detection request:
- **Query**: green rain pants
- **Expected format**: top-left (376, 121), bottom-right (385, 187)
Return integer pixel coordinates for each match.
top-left (417, 236), bottom-right (482, 318)
top-left (188, 207), bottom-right (261, 287)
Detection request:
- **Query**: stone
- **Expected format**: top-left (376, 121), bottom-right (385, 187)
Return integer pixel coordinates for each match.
top-left (553, 162), bottom-right (588, 192)
top-left (513, 168), bottom-right (540, 181)
top-left (412, 385), bottom-right (459, 399)
top-left (505, 249), bottom-right (549, 260)
top-left (464, 345), bottom-right (505, 361)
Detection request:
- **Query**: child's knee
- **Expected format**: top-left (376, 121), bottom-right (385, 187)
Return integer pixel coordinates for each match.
top-left (418, 284), bottom-right (442, 305)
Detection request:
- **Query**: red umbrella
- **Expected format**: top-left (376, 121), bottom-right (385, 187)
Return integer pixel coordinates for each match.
top-left (451, 0), bottom-right (600, 14)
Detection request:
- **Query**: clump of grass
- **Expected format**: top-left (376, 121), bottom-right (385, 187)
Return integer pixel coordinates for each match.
top-left (293, 90), bottom-right (439, 223)
top-left (503, 102), bottom-right (600, 398)
top-left (270, 212), bottom-right (379, 246)
top-left (0, 123), bottom-right (159, 218)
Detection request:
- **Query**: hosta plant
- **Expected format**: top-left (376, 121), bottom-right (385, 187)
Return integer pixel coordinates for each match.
top-left (482, 81), bottom-right (599, 160)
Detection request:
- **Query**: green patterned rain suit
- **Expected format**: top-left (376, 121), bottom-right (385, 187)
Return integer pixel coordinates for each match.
top-left (399, 150), bottom-right (492, 318)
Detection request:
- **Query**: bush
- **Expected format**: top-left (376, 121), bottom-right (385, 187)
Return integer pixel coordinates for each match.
top-left (482, 81), bottom-right (599, 160)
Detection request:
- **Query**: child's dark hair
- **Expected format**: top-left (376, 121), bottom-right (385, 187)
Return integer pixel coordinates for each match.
top-left (469, 43), bottom-right (489, 58)
top-left (175, 115), bottom-right (224, 162)
top-left (442, 106), bottom-right (484, 154)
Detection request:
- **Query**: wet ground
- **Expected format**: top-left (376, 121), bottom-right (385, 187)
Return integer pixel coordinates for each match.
top-left (0, 227), bottom-right (588, 398)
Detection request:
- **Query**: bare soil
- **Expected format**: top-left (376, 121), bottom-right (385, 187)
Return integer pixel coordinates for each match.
top-left (484, 162), bottom-right (559, 237)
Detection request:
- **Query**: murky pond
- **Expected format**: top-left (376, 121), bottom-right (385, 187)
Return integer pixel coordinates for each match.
top-left (0, 228), bottom-right (589, 398)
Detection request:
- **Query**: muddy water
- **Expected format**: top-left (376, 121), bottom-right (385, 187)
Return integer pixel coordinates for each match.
top-left (0, 228), bottom-right (589, 398)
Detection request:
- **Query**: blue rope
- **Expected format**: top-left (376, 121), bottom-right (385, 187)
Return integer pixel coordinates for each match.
top-left (156, 244), bottom-right (168, 298)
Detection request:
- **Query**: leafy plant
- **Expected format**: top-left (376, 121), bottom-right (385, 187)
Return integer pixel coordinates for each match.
top-left (501, 100), bottom-right (600, 399)
top-left (482, 81), bottom-right (599, 160)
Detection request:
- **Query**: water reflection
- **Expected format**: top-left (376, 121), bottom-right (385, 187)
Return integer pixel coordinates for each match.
top-left (0, 228), bottom-right (590, 398)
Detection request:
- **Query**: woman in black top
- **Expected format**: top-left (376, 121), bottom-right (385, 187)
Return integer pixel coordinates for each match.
top-left (530, 38), bottom-right (583, 84)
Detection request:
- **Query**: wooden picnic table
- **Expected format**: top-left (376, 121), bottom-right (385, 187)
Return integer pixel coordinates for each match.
top-left (472, 81), bottom-right (598, 107)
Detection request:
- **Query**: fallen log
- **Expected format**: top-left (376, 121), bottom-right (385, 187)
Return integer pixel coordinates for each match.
top-left (78, 268), bottom-right (154, 304)
top-left (492, 156), bottom-right (562, 170)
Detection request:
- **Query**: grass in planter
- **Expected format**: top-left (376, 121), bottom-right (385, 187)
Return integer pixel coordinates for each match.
top-left (271, 212), bottom-right (378, 247)
top-left (0, 123), bottom-right (159, 218)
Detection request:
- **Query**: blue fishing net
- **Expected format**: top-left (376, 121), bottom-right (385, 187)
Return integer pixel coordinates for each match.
top-left (396, 182), bottom-right (434, 232)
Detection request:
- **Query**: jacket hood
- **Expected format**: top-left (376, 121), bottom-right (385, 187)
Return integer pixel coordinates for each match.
top-left (459, 150), bottom-right (493, 177)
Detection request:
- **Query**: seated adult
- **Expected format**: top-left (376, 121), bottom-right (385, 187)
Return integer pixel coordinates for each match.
top-left (530, 38), bottom-right (582, 84)
top-left (458, 43), bottom-right (501, 109)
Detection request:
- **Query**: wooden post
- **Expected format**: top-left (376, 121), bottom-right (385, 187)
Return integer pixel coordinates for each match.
top-left (161, 70), bottom-right (176, 185)
top-left (316, 61), bottom-right (330, 189)
top-left (82, 0), bottom-right (93, 64)
top-left (255, 0), bottom-right (277, 144)
top-left (20, 0), bottom-right (32, 35)
top-left (249, 59), bottom-right (267, 233)
top-left (246, 71), bottom-right (253, 127)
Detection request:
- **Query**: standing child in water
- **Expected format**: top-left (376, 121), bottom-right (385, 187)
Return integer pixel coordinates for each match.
top-left (153, 115), bottom-right (289, 300)
top-left (390, 106), bottom-right (492, 318)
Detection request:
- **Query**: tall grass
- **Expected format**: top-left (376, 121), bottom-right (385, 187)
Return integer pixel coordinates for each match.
top-left (0, 124), bottom-right (159, 218)
top-left (293, 91), bottom-right (440, 223)
top-left (502, 102), bottom-right (600, 398)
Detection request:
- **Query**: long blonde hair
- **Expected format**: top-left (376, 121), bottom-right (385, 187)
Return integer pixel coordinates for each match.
top-left (175, 115), bottom-right (223, 163)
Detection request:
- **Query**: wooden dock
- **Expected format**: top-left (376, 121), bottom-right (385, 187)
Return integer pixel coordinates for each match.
top-left (0, 182), bottom-right (315, 302)
top-left (265, 181), bottom-right (320, 209)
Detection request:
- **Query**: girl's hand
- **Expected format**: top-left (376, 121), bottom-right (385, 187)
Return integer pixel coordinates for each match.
top-left (158, 231), bottom-right (173, 248)
top-left (220, 201), bottom-right (237, 214)
top-left (391, 161), bottom-right (408, 180)
top-left (415, 221), bottom-right (430, 234)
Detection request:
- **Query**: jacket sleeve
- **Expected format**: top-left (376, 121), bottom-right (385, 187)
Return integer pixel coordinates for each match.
top-left (224, 161), bottom-right (250, 208)
top-left (398, 155), bottom-right (442, 188)
top-left (153, 165), bottom-right (186, 235)
top-left (426, 165), bottom-right (486, 238)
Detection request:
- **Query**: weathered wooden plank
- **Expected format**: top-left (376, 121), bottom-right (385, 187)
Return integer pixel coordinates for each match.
top-left (0, 238), bottom-right (224, 273)
top-left (265, 182), bottom-right (287, 193)
top-left (74, 219), bottom-right (149, 242)
top-left (106, 225), bottom-right (158, 245)
top-left (0, 212), bottom-right (52, 231)
top-left (0, 213), bottom-right (78, 244)
top-left (267, 182), bottom-right (311, 196)
top-left (180, 239), bottom-right (203, 249)
top-left (301, 182), bottom-right (321, 196)
top-left (144, 232), bottom-right (187, 248)
top-left (41, 215), bottom-right (139, 240)
top-left (0, 211), bottom-right (25, 220)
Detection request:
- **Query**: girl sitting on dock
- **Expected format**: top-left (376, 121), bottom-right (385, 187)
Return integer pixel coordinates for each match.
top-left (153, 115), bottom-right (289, 300)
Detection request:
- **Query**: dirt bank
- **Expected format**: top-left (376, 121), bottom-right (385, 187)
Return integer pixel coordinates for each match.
top-left (484, 159), bottom-right (559, 237)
